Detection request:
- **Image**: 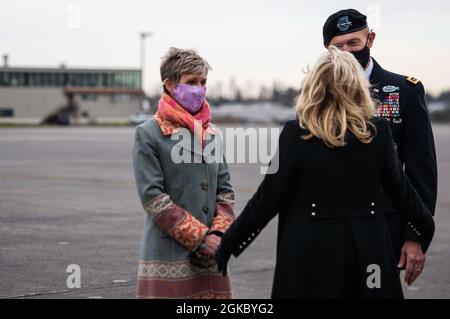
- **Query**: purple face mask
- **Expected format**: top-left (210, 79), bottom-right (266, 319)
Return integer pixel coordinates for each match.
top-left (172, 84), bottom-right (206, 114)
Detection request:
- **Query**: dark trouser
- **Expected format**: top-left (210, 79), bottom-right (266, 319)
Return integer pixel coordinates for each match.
top-left (384, 212), bottom-right (406, 264)
top-left (384, 212), bottom-right (405, 298)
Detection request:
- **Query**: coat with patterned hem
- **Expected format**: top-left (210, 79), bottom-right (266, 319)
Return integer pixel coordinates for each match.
top-left (132, 117), bottom-right (235, 299)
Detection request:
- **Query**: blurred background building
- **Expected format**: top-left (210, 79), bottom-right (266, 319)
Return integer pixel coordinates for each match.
top-left (0, 54), bottom-right (143, 125)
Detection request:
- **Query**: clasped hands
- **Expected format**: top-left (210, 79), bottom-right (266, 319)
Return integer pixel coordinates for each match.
top-left (190, 233), bottom-right (231, 277)
top-left (190, 233), bottom-right (222, 268)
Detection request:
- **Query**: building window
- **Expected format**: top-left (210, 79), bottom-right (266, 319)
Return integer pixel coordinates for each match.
top-left (132, 73), bottom-right (141, 88)
top-left (0, 72), bottom-right (10, 86)
top-left (0, 70), bottom-right (141, 88)
top-left (0, 108), bottom-right (14, 117)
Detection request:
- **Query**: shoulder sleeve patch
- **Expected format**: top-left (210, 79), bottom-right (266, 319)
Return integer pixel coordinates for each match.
top-left (406, 76), bottom-right (420, 85)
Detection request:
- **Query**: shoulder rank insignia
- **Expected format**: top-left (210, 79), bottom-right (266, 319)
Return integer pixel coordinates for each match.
top-left (406, 76), bottom-right (420, 85)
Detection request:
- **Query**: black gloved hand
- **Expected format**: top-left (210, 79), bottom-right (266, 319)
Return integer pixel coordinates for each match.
top-left (215, 243), bottom-right (232, 277)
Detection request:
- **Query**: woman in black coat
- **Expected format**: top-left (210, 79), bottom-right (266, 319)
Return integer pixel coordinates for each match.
top-left (215, 47), bottom-right (435, 299)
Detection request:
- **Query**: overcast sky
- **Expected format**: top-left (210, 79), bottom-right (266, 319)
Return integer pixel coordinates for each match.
top-left (1, 0), bottom-right (449, 96)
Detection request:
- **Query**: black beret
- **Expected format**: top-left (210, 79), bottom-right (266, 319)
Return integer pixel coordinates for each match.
top-left (322, 9), bottom-right (368, 46)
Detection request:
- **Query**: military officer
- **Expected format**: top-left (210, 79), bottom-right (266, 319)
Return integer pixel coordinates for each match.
top-left (322, 9), bottom-right (438, 286)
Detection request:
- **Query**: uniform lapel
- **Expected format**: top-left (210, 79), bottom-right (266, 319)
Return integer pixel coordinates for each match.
top-left (369, 58), bottom-right (385, 103)
top-left (370, 58), bottom-right (402, 121)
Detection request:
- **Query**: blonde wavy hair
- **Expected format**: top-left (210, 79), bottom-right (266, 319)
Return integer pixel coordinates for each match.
top-left (295, 46), bottom-right (377, 147)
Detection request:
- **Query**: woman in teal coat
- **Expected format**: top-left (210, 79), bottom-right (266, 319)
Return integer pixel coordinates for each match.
top-left (132, 48), bottom-right (235, 299)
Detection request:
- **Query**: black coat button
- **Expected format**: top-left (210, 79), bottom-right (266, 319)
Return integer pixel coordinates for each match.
top-left (202, 206), bottom-right (209, 214)
top-left (201, 182), bottom-right (208, 190)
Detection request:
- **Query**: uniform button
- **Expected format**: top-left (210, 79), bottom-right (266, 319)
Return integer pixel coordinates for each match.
top-left (248, 237), bottom-right (251, 241)
top-left (243, 241), bottom-right (246, 245)
top-left (371, 202), bottom-right (375, 206)
top-left (312, 203), bottom-right (316, 208)
top-left (257, 229), bottom-right (261, 233)
top-left (252, 233), bottom-right (255, 236)
top-left (239, 245), bottom-right (243, 249)
top-left (370, 211), bottom-right (375, 215)
top-left (311, 212), bottom-right (316, 216)
top-left (201, 182), bottom-right (208, 190)
top-left (202, 207), bottom-right (209, 214)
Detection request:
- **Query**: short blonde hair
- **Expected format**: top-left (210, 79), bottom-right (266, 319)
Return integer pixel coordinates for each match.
top-left (160, 47), bottom-right (211, 84)
top-left (295, 46), bottom-right (377, 147)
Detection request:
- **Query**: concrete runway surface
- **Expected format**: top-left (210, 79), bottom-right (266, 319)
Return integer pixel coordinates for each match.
top-left (0, 124), bottom-right (449, 299)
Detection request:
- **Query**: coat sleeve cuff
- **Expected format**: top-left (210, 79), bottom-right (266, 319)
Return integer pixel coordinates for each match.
top-left (404, 227), bottom-right (420, 242)
top-left (210, 192), bottom-right (235, 235)
top-left (144, 194), bottom-right (209, 251)
top-left (404, 226), bottom-right (431, 253)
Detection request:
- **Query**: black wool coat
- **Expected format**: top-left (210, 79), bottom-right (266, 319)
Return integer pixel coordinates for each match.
top-left (220, 119), bottom-right (435, 299)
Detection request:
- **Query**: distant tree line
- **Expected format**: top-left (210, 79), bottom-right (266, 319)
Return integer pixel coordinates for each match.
top-left (146, 85), bottom-right (450, 122)
top-left (427, 90), bottom-right (450, 122)
top-left (207, 86), bottom-right (300, 107)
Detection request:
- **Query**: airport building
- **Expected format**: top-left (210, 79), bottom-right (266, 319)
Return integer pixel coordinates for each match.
top-left (0, 55), bottom-right (144, 124)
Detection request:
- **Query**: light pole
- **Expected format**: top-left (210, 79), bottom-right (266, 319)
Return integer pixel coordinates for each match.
top-left (140, 31), bottom-right (153, 95)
